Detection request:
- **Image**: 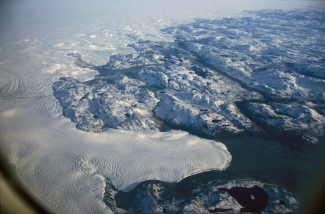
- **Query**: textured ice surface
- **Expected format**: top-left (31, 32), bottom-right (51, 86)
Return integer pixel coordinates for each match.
top-left (1, 0), bottom-right (325, 213)
top-left (0, 101), bottom-right (231, 212)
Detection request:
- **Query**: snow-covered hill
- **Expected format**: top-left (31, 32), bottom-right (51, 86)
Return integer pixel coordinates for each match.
top-left (53, 9), bottom-right (325, 144)
top-left (104, 179), bottom-right (300, 214)
top-left (1, 0), bottom-right (324, 212)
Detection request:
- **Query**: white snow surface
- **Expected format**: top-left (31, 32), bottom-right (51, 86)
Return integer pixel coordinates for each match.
top-left (0, 103), bottom-right (231, 191)
top-left (52, 49), bottom-right (262, 135)
top-left (0, 0), bottom-right (324, 213)
top-left (246, 101), bottom-right (325, 143)
top-left (176, 10), bottom-right (325, 100)
top-left (0, 95), bottom-right (231, 213)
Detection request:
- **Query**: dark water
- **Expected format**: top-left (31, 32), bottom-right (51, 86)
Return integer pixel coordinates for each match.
top-left (63, 9), bottom-right (325, 212)
top-left (112, 136), bottom-right (325, 210)
top-left (217, 186), bottom-right (268, 213)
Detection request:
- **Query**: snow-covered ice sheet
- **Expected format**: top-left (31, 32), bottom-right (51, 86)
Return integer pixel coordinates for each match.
top-left (0, 0), bottom-right (325, 213)
top-left (0, 96), bottom-right (231, 213)
top-left (0, 100), bottom-right (232, 190)
top-left (0, 25), bottom-right (233, 214)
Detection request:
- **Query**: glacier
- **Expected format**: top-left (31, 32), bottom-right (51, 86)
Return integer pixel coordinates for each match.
top-left (0, 0), bottom-right (325, 213)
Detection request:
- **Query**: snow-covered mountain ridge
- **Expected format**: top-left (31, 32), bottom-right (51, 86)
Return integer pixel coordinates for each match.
top-left (53, 9), bottom-right (325, 144)
top-left (50, 9), bottom-right (325, 212)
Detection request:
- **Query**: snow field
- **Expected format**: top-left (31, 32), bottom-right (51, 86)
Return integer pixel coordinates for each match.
top-left (0, 95), bottom-right (231, 213)
top-left (0, 0), bottom-right (324, 213)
